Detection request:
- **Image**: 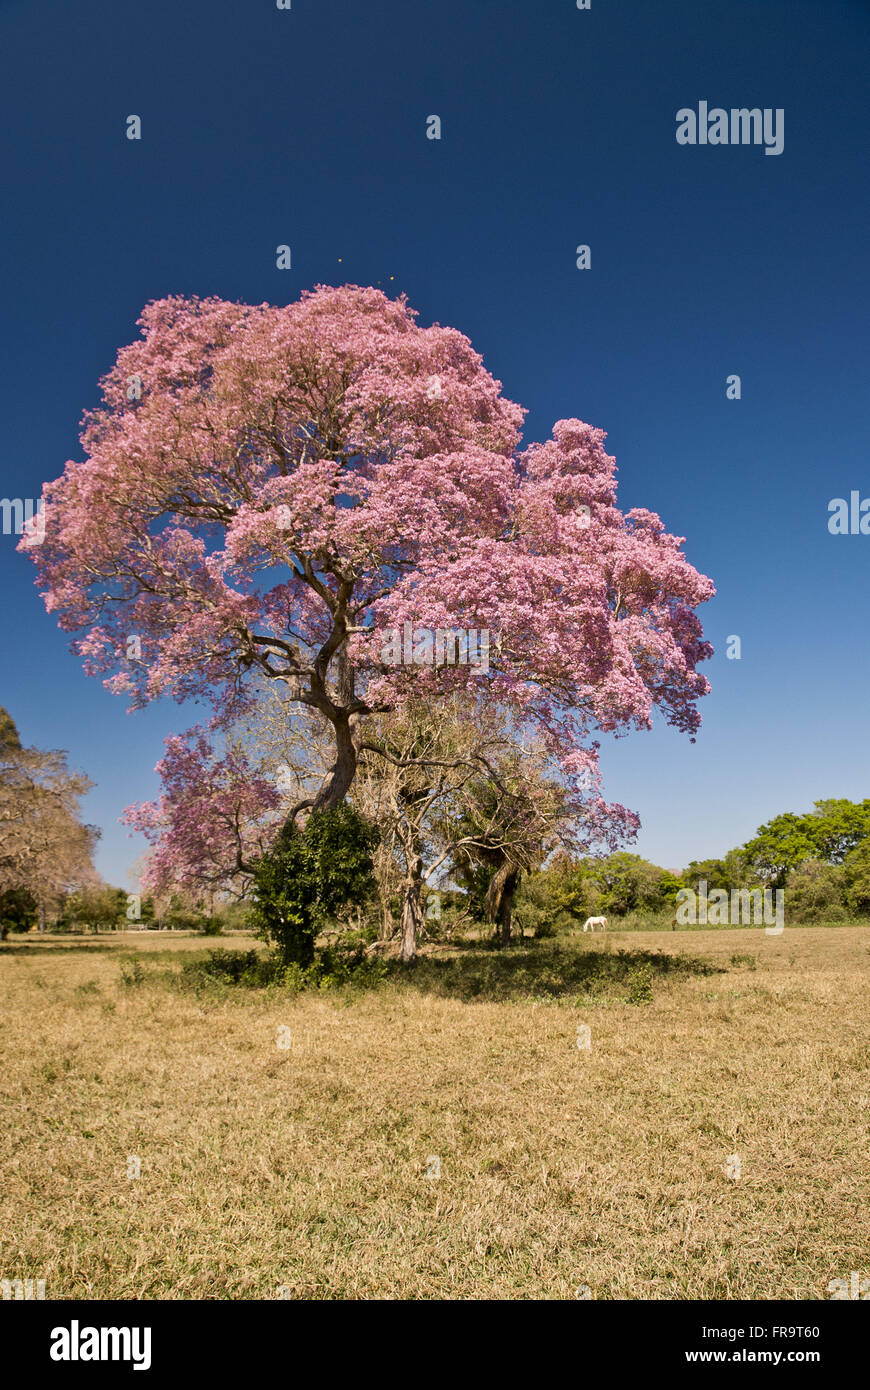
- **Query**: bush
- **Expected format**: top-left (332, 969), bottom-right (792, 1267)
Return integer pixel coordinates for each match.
top-left (729, 952), bottom-right (758, 970)
top-left (511, 881), bottom-right (559, 937)
top-left (626, 962), bottom-right (654, 1004)
top-left (179, 942), bottom-right (388, 994)
top-left (250, 804), bottom-right (379, 966)
top-left (784, 860), bottom-right (847, 923)
top-left (843, 842), bottom-right (870, 917)
top-left (602, 910), bottom-right (677, 932)
top-left (215, 900), bottom-right (254, 933)
top-left (162, 904), bottom-right (209, 932)
top-left (0, 887), bottom-right (37, 939)
top-left (181, 948), bottom-right (272, 987)
top-left (512, 854), bottom-right (687, 938)
top-left (119, 960), bottom-right (146, 988)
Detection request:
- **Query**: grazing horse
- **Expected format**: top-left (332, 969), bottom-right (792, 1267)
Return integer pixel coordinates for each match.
top-left (582, 916), bottom-right (607, 933)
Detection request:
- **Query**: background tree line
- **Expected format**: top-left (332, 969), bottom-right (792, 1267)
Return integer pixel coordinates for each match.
top-left (511, 797), bottom-right (870, 933)
top-left (128, 679), bottom-right (870, 967)
top-left (0, 705), bottom-right (99, 939)
top-left (5, 691), bottom-right (869, 951)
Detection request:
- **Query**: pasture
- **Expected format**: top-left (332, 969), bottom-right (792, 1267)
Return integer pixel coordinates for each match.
top-left (1, 926), bottom-right (868, 1299)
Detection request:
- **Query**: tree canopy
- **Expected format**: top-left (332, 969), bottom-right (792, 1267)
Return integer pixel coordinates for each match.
top-left (26, 285), bottom-right (714, 840)
top-left (0, 706), bottom-right (99, 933)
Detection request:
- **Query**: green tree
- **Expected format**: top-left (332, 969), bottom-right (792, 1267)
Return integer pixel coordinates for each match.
top-left (63, 885), bottom-right (127, 932)
top-left (510, 871), bottom-right (559, 937)
top-left (162, 898), bottom-right (209, 932)
top-left (589, 852), bottom-right (672, 915)
top-left (784, 860), bottom-right (847, 923)
top-left (0, 887), bottom-right (37, 940)
top-left (843, 840), bottom-right (870, 917)
top-left (809, 799), bottom-right (870, 864)
top-left (548, 856), bottom-right (599, 923)
top-left (250, 804), bottom-right (379, 966)
top-left (681, 849), bottom-right (749, 894)
top-left (742, 814), bottom-right (819, 887)
top-left (743, 800), bottom-right (870, 888)
top-left (513, 858), bottom-right (593, 936)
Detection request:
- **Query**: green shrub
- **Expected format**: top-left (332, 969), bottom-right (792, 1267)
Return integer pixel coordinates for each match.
top-left (178, 941), bottom-right (387, 994)
top-left (0, 887), bottom-right (37, 939)
top-left (625, 962), bottom-right (654, 1005)
top-left (119, 960), bottom-right (145, 988)
top-left (843, 842), bottom-right (870, 917)
top-left (250, 804), bottom-right (379, 966)
top-left (784, 860), bottom-right (847, 923)
top-left (181, 948), bottom-right (266, 985)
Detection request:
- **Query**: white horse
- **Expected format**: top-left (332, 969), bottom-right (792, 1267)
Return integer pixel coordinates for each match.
top-left (582, 916), bottom-right (607, 933)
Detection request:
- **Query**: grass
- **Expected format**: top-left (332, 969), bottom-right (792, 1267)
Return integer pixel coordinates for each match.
top-left (1, 925), bottom-right (868, 1299)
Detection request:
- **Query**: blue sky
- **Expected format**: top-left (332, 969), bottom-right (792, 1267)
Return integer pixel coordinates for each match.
top-left (1, 0), bottom-right (868, 884)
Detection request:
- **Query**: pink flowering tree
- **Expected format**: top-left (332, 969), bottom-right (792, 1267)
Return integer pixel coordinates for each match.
top-left (122, 728), bottom-right (281, 898)
top-left (25, 285), bottom-right (714, 853)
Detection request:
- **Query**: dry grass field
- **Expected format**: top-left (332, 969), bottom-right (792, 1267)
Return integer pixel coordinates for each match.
top-left (1, 926), bottom-right (868, 1300)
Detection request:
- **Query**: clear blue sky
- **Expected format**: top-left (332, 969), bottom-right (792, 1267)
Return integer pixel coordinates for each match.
top-left (1, 0), bottom-right (868, 885)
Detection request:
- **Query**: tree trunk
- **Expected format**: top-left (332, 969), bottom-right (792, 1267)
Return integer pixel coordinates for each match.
top-left (399, 858), bottom-right (424, 963)
top-left (379, 896), bottom-right (394, 943)
top-left (278, 632), bottom-right (368, 833)
top-left (302, 711), bottom-right (361, 822)
top-left (485, 862), bottom-right (520, 947)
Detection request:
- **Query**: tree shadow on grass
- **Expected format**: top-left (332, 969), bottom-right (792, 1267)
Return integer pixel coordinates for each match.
top-left (384, 942), bottom-right (722, 1003)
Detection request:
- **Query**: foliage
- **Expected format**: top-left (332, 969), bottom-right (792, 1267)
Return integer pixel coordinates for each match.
top-left (512, 802), bottom-right (870, 931)
top-left (0, 706), bottom-right (99, 914)
top-left (60, 885), bottom-right (128, 932)
top-left (843, 840), bottom-right (870, 916)
top-left (743, 800), bottom-right (870, 887)
top-left (213, 899), bottom-right (254, 933)
top-left (782, 859), bottom-right (847, 923)
top-left (123, 730), bottom-right (281, 900)
top-left (27, 287), bottom-right (713, 868)
top-left (810, 799), bottom-right (870, 863)
top-left (0, 708), bottom-right (22, 755)
top-left (181, 948), bottom-right (265, 985)
top-left (512, 852), bottom-right (684, 934)
top-left (625, 961), bottom-right (654, 1005)
top-left (249, 803), bottom-right (379, 965)
top-left (591, 852), bottom-right (681, 915)
top-left (179, 941), bottom-right (388, 993)
top-left (741, 814), bottom-right (818, 887)
top-left (680, 850), bottom-right (748, 894)
top-left (157, 897), bottom-right (210, 932)
top-left (0, 887), bottom-right (38, 939)
top-left (119, 959), bottom-right (146, 988)
top-left (511, 872), bottom-right (562, 938)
